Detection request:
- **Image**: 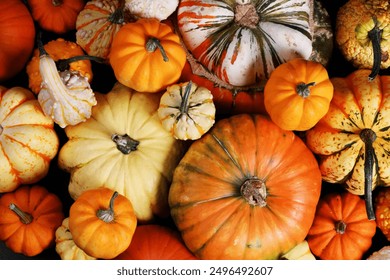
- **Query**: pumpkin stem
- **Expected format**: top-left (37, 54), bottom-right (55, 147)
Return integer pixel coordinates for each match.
top-left (108, 3), bottom-right (126, 24)
top-left (9, 203), bottom-right (33, 225)
top-left (360, 128), bottom-right (377, 220)
top-left (112, 133), bottom-right (140, 154)
top-left (234, 2), bottom-right (259, 28)
top-left (296, 82), bottom-right (316, 98)
top-left (367, 17), bottom-right (383, 81)
top-left (335, 220), bottom-right (347, 234)
top-left (96, 191), bottom-right (118, 223)
top-left (52, 0), bottom-right (63, 7)
top-left (179, 81), bottom-right (193, 115)
top-left (0, 124), bottom-right (3, 135)
top-left (240, 177), bottom-right (267, 207)
top-left (145, 37), bottom-right (169, 62)
top-left (56, 55), bottom-right (107, 72)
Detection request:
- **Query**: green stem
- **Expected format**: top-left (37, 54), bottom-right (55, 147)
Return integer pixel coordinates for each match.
top-left (296, 82), bottom-right (316, 98)
top-left (367, 18), bottom-right (383, 81)
top-left (179, 81), bottom-right (193, 115)
top-left (96, 192), bottom-right (118, 223)
top-left (335, 220), bottom-right (347, 234)
top-left (9, 203), bottom-right (33, 224)
top-left (360, 128), bottom-right (377, 220)
top-left (56, 55), bottom-right (107, 72)
top-left (145, 37), bottom-right (169, 62)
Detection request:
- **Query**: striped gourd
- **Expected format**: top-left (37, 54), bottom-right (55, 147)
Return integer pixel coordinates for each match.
top-left (177, 0), bottom-right (333, 87)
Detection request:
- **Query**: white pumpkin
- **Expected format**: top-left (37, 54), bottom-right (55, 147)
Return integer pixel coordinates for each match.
top-left (125, 0), bottom-right (179, 21)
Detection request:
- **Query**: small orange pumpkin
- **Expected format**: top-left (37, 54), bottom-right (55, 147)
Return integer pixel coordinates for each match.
top-left (375, 187), bottom-right (390, 241)
top-left (109, 18), bottom-right (187, 93)
top-left (307, 191), bottom-right (377, 260)
top-left (69, 187), bottom-right (137, 259)
top-left (264, 58), bottom-right (334, 131)
top-left (0, 185), bottom-right (64, 257)
top-left (27, 0), bottom-right (85, 34)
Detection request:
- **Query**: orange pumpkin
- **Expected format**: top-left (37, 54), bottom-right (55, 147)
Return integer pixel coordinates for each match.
top-left (27, 0), bottom-right (85, 34)
top-left (169, 114), bottom-right (322, 259)
top-left (69, 187), bottom-right (137, 259)
top-left (307, 191), bottom-right (377, 260)
top-left (115, 224), bottom-right (197, 260)
top-left (0, 0), bottom-right (35, 81)
top-left (109, 18), bottom-right (187, 93)
top-left (0, 185), bottom-right (64, 257)
top-left (375, 187), bottom-right (390, 241)
top-left (264, 58), bottom-right (334, 131)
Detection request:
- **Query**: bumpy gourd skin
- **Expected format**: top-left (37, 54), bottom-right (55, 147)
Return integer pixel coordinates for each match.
top-left (336, 0), bottom-right (390, 70)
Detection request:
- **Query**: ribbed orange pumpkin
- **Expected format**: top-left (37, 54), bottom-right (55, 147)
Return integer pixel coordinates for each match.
top-left (169, 114), bottom-right (322, 259)
top-left (307, 191), bottom-right (377, 260)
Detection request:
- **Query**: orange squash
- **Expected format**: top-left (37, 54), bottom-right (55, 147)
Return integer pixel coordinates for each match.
top-left (307, 191), bottom-right (377, 260)
top-left (169, 114), bottom-right (322, 259)
top-left (0, 185), bottom-right (64, 257)
top-left (109, 18), bottom-right (187, 93)
top-left (27, 0), bottom-right (85, 34)
top-left (375, 187), bottom-right (390, 241)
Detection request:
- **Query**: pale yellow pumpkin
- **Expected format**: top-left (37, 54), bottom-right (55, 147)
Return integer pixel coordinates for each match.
top-left (58, 82), bottom-right (184, 222)
top-left (55, 218), bottom-right (97, 260)
top-left (125, 0), bottom-right (178, 21)
top-left (158, 81), bottom-right (216, 140)
top-left (0, 86), bottom-right (59, 193)
top-left (281, 241), bottom-right (316, 260)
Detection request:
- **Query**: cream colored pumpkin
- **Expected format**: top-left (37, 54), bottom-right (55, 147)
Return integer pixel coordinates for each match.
top-left (38, 48), bottom-right (97, 128)
top-left (125, 0), bottom-right (178, 21)
top-left (281, 240), bottom-right (316, 260)
top-left (158, 81), bottom-right (216, 140)
top-left (58, 82), bottom-right (184, 222)
top-left (55, 218), bottom-right (96, 260)
top-left (0, 86), bottom-right (59, 193)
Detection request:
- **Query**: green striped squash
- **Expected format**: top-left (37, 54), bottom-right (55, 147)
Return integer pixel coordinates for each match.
top-left (177, 0), bottom-right (333, 87)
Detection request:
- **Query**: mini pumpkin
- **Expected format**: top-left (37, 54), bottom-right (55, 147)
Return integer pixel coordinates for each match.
top-left (58, 82), bottom-right (184, 222)
top-left (27, 0), bottom-right (85, 34)
top-left (306, 69), bottom-right (390, 220)
top-left (336, 0), bottom-right (390, 80)
top-left (281, 240), bottom-right (316, 260)
top-left (0, 185), bottom-right (64, 257)
top-left (109, 18), bottom-right (187, 93)
top-left (374, 187), bottom-right (390, 241)
top-left (55, 217), bottom-right (97, 260)
top-left (69, 187), bottom-right (137, 259)
top-left (0, 86), bottom-right (59, 193)
top-left (76, 0), bottom-right (135, 59)
top-left (306, 191), bottom-right (377, 260)
top-left (367, 246), bottom-right (390, 260)
top-left (115, 224), bottom-right (197, 260)
top-left (0, 0), bottom-right (35, 82)
top-left (169, 114), bottom-right (322, 260)
top-left (26, 38), bottom-right (93, 95)
top-left (264, 58), bottom-right (334, 131)
top-left (158, 81), bottom-right (216, 140)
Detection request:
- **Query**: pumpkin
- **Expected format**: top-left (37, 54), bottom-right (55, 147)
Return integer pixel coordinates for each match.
top-left (305, 69), bottom-right (390, 220)
top-left (280, 241), bottom-right (316, 260)
top-left (26, 38), bottom-right (93, 95)
top-left (36, 41), bottom-right (97, 128)
top-left (76, 0), bottom-right (135, 59)
top-left (27, 0), bottom-right (85, 34)
top-left (158, 81), bottom-right (216, 140)
top-left (176, 0), bottom-right (333, 88)
top-left (124, 0), bottom-right (179, 21)
top-left (367, 246), bottom-right (390, 260)
top-left (374, 187), bottom-right (390, 241)
top-left (168, 114), bottom-right (322, 260)
top-left (0, 185), bottom-right (64, 257)
top-left (264, 58), bottom-right (334, 131)
top-left (109, 18), bottom-right (187, 93)
top-left (0, 86), bottom-right (59, 193)
top-left (336, 0), bottom-right (390, 80)
top-left (58, 82), bottom-right (184, 222)
top-left (306, 191), bottom-right (377, 260)
top-left (55, 217), bottom-right (96, 260)
top-left (0, 0), bottom-right (35, 82)
top-left (115, 224), bottom-right (197, 260)
top-left (69, 187), bottom-right (137, 259)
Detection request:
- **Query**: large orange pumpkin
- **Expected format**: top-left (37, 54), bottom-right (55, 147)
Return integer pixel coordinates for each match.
top-left (0, 0), bottom-right (35, 81)
top-left (168, 114), bottom-right (322, 259)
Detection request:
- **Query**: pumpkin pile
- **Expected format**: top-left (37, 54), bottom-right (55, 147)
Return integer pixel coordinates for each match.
top-left (1, 0), bottom-right (390, 260)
